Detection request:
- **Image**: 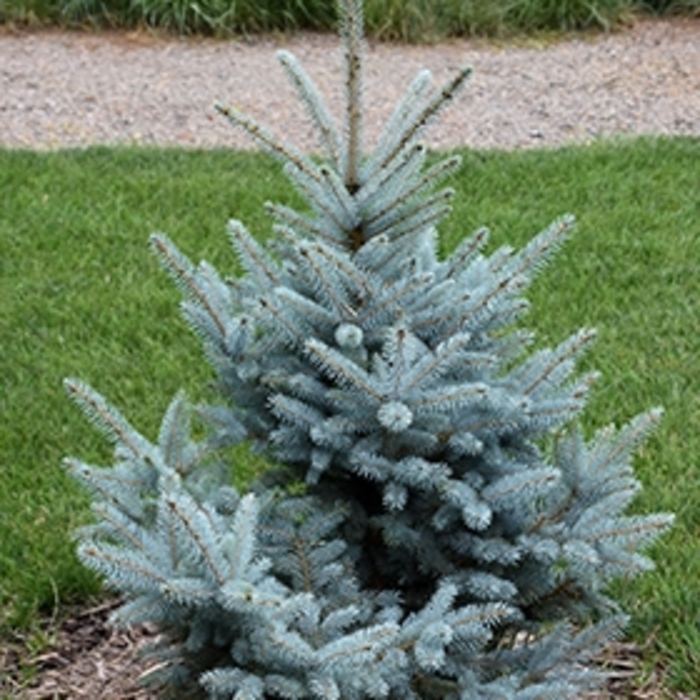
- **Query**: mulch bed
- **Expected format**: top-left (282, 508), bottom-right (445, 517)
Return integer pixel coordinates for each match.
top-left (0, 599), bottom-right (692, 699)
top-left (1, 599), bottom-right (160, 699)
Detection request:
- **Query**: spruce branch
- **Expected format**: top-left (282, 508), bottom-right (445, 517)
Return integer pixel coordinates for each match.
top-left (320, 623), bottom-right (400, 666)
top-left (248, 294), bottom-right (308, 348)
top-left (588, 408), bottom-right (664, 479)
top-left (371, 65), bottom-right (472, 179)
top-left (215, 102), bottom-right (321, 184)
top-left (379, 324), bottom-right (426, 387)
top-left (366, 70), bottom-right (433, 179)
top-left (362, 155), bottom-right (461, 230)
top-left (228, 220), bottom-right (282, 289)
top-left (403, 333), bottom-right (478, 391)
top-left (442, 273), bottom-right (528, 339)
top-left (301, 240), bottom-right (378, 304)
top-left (359, 142), bottom-right (426, 213)
top-left (286, 241), bottom-right (353, 318)
top-left (339, 0), bottom-right (365, 193)
top-left (580, 513), bottom-right (675, 550)
top-left (521, 615), bottom-right (627, 687)
top-left (267, 205), bottom-right (341, 245)
top-left (275, 226), bottom-right (373, 303)
top-left (109, 594), bottom-right (169, 629)
top-left (150, 234), bottom-right (229, 339)
top-left (405, 277), bottom-right (457, 319)
top-left (505, 214), bottom-right (575, 282)
top-left (201, 669), bottom-right (265, 700)
top-left (90, 502), bottom-right (151, 552)
top-left (412, 382), bottom-right (489, 413)
top-left (225, 493), bottom-right (260, 580)
top-left (270, 394), bottom-right (326, 432)
top-left (358, 272), bottom-right (433, 329)
top-left (351, 232), bottom-right (393, 272)
top-left (517, 328), bottom-right (597, 398)
top-left (482, 468), bottom-right (560, 509)
top-left (305, 338), bottom-right (383, 401)
top-left (196, 404), bottom-right (248, 451)
top-left (78, 542), bottom-right (170, 592)
top-left (320, 165), bottom-right (360, 229)
top-left (442, 227), bottom-right (490, 281)
top-left (275, 287), bottom-right (338, 330)
top-left (64, 458), bottom-right (152, 518)
top-left (277, 50), bottom-right (342, 170)
top-left (64, 379), bottom-right (151, 460)
top-left (525, 393), bottom-right (593, 434)
top-left (158, 390), bottom-right (191, 473)
top-left (283, 162), bottom-right (354, 236)
top-left (365, 188), bottom-right (454, 239)
top-left (258, 497), bottom-right (352, 596)
top-left (164, 492), bottom-right (227, 586)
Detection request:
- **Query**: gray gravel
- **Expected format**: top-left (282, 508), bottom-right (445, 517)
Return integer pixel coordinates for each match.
top-left (1, 18), bottom-right (698, 151)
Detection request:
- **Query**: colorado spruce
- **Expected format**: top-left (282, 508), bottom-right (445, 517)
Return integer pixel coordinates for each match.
top-left (65, 1), bottom-right (673, 697)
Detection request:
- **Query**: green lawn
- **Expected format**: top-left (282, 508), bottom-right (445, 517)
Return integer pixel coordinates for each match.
top-left (0, 137), bottom-right (698, 692)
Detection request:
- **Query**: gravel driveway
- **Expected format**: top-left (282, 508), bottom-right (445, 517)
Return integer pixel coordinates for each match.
top-left (1, 18), bottom-right (698, 152)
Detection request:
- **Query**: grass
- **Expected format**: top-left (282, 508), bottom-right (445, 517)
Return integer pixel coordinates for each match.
top-left (0, 136), bottom-right (698, 693)
top-left (1, 0), bottom-right (698, 39)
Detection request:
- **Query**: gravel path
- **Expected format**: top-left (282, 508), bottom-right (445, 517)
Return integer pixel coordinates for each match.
top-left (1, 18), bottom-right (699, 152)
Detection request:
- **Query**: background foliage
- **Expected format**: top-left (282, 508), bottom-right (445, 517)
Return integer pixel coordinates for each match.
top-left (0, 0), bottom-right (698, 38)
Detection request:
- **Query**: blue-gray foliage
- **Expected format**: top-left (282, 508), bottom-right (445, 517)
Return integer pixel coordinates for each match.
top-left (64, 1), bottom-right (673, 697)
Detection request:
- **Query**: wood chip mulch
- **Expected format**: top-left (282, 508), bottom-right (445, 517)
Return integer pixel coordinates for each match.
top-left (0, 599), bottom-right (693, 699)
top-left (1, 599), bottom-right (161, 699)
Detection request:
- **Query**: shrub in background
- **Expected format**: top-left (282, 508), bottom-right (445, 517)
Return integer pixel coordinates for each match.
top-left (54, 0), bottom-right (334, 33)
top-left (121, 0), bottom-right (336, 35)
top-left (11, 0), bottom-right (645, 37)
top-left (363, 0), bottom-right (633, 40)
top-left (65, 0), bottom-right (673, 697)
top-left (7, 0), bottom-right (698, 38)
top-left (639, 0), bottom-right (700, 14)
top-left (0, 0), bottom-right (65, 24)
top-left (500, 0), bottom-right (633, 32)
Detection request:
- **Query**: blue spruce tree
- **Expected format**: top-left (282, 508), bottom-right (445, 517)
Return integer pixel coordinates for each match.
top-left (64, 1), bottom-right (673, 697)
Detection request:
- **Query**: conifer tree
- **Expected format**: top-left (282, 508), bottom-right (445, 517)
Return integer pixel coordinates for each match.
top-left (65, 1), bottom-right (673, 697)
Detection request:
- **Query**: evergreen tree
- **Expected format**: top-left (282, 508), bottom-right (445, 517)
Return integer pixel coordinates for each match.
top-left (64, 1), bottom-right (673, 697)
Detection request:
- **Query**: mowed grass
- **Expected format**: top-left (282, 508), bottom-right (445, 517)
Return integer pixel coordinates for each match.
top-left (0, 137), bottom-right (698, 691)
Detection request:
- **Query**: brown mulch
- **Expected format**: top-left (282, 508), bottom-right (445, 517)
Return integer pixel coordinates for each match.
top-left (0, 599), bottom-right (693, 699)
top-left (1, 600), bottom-right (161, 699)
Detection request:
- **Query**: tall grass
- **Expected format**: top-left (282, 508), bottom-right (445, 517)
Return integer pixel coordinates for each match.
top-left (362, 0), bottom-right (634, 40)
top-left (59, 0), bottom-right (336, 34)
top-left (639, 0), bottom-right (700, 13)
top-left (0, 0), bottom-right (62, 24)
top-left (1, 0), bottom-right (696, 38)
top-left (0, 137), bottom-right (698, 692)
